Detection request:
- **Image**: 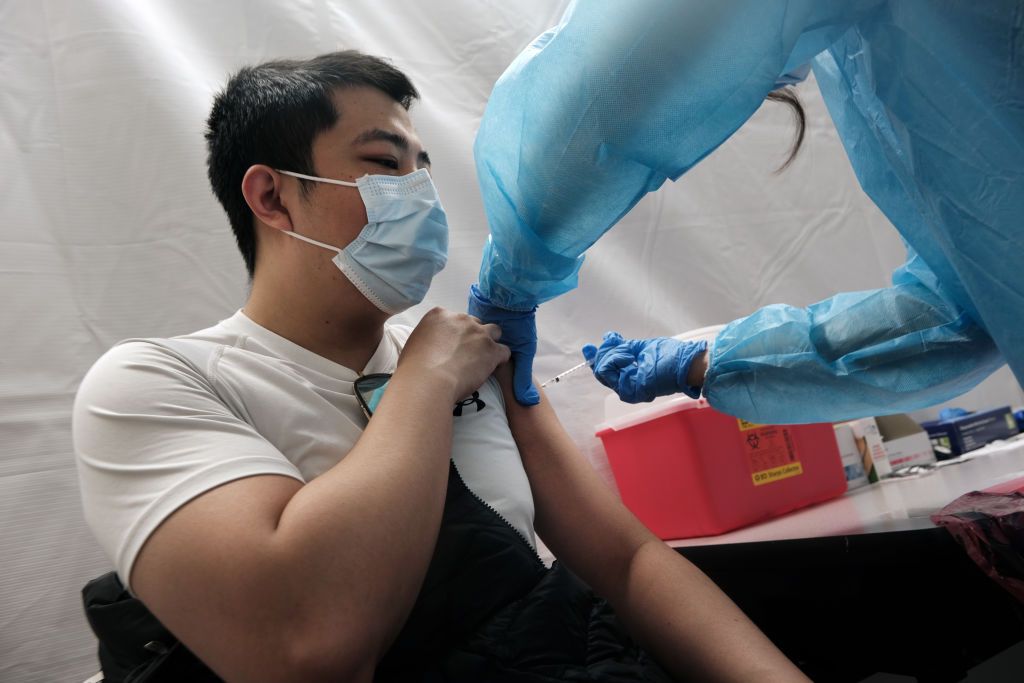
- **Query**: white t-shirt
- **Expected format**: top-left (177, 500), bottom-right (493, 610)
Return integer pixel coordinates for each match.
top-left (72, 310), bottom-right (536, 592)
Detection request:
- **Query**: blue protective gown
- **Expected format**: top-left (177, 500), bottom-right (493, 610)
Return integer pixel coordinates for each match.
top-left (474, 0), bottom-right (1023, 424)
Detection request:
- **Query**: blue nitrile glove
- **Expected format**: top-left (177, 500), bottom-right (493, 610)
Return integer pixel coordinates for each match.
top-left (938, 407), bottom-right (971, 422)
top-left (582, 332), bottom-right (708, 403)
top-left (467, 283), bottom-right (540, 406)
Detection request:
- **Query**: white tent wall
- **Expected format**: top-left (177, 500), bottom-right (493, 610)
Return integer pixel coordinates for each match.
top-left (2, 1), bottom-right (1021, 680)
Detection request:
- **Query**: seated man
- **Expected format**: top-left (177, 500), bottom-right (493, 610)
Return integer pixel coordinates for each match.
top-left (72, 50), bottom-right (808, 682)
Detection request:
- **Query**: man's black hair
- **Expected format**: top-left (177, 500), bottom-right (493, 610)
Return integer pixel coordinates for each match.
top-left (205, 51), bottom-right (419, 280)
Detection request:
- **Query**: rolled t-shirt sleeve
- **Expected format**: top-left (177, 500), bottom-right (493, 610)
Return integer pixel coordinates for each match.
top-left (72, 341), bottom-right (304, 592)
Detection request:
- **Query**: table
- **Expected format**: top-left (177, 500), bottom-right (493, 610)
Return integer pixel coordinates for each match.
top-left (670, 435), bottom-right (1024, 683)
top-left (672, 434), bottom-right (1024, 547)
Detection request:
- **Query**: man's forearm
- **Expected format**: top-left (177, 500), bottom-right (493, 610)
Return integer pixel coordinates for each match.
top-left (270, 364), bottom-right (456, 672)
top-left (497, 366), bottom-right (806, 682)
top-left (612, 540), bottom-right (811, 683)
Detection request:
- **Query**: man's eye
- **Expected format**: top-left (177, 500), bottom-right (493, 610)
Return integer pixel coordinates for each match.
top-left (370, 158), bottom-right (399, 169)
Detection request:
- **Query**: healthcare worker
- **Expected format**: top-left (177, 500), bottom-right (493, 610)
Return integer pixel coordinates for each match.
top-left (467, 0), bottom-right (1023, 425)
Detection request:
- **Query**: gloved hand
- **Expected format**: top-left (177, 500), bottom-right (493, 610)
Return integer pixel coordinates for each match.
top-left (467, 283), bottom-right (540, 406)
top-left (582, 332), bottom-right (708, 403)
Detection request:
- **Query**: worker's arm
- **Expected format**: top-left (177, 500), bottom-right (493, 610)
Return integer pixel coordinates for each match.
top-left (495, 363), bottom-right (809, 683)
top-left (129, 309), bottom-right (509, 682)
top-left (582, 251), bottom-right (1004, 425)
top-left (702, 251), bottom-right (1004, 424)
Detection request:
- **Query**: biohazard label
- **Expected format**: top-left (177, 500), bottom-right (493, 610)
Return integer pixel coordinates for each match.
top-left (737, 420), bottom-right (803, 486)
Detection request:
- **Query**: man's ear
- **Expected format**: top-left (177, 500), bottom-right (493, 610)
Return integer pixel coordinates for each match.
top-left (241, 165), bottom-right (294, 232)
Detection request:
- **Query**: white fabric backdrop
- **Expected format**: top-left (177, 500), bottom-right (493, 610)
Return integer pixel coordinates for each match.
top-left (3, 1), bottom-right (1022, 679)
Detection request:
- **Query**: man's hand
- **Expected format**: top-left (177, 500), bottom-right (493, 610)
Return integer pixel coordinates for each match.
top-left (467, 283), bottom-right (539, 405)
top-left (582, 332), bottom-right (708, 403)
top-left (400, 306), bottom-right (510, 402)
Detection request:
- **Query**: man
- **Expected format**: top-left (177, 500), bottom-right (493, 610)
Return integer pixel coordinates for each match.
top-left (73, 51), bottom-right (807, 682)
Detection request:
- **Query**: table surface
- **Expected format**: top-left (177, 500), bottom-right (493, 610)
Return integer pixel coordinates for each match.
top-left (668, 433), bottom-right (1024, 548)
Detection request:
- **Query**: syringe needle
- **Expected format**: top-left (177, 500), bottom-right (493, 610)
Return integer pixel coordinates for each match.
top-left (540, 360), bottom-right (590, 388)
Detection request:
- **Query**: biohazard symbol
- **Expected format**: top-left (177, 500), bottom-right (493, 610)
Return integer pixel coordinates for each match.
top-left (453, 391), bottom-right (486, 417)
top-left (746, 434), bottom-right (760, 449)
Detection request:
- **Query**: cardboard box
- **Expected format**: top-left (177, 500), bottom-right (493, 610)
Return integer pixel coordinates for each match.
top-left (834, 417), bottom-right (890, 483)
top-left (921, 407), bottom-right (1020, 459)
top-left (832, 424), bottom-right (869, 490)
top-left (874, 414), bottom-right (937, 471)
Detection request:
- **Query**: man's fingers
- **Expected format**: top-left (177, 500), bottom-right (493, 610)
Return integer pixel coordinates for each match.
top-left (482, 322), bottom-right (503, 341)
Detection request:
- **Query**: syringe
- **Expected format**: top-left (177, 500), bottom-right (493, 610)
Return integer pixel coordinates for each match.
top-left (540, 360), bottom-right (590, 388)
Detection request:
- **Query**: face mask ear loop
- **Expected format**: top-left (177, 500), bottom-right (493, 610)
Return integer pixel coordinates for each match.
top-left (274, 169), bottom-right (360, 253)
top-left (275, 169), bottom-right (360, 187)
top-left (282, 229), bottom-right (343, 254)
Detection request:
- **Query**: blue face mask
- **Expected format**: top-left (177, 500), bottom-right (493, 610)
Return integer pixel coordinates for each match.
top-left (276, 168), bottom-right (449, 314)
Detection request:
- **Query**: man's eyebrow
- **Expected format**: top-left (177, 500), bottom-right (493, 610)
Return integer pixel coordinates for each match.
top-left (352, 128), bottom-right (407, 150)
top-left (352, 128), bottom-right (431, 167)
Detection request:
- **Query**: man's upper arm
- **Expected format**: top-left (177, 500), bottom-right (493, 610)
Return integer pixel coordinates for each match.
top-left (73, 342), bottom-right (316, 680)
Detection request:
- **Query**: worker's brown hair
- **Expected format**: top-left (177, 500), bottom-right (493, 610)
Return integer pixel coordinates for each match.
top-left (767, 86), bottom-right (806, 172)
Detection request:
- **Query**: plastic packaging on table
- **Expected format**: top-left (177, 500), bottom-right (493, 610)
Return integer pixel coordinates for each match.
top-left (931, 477), bottom-right (1024, 604)
top-left (595, 395), bottom-right (846, 540)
